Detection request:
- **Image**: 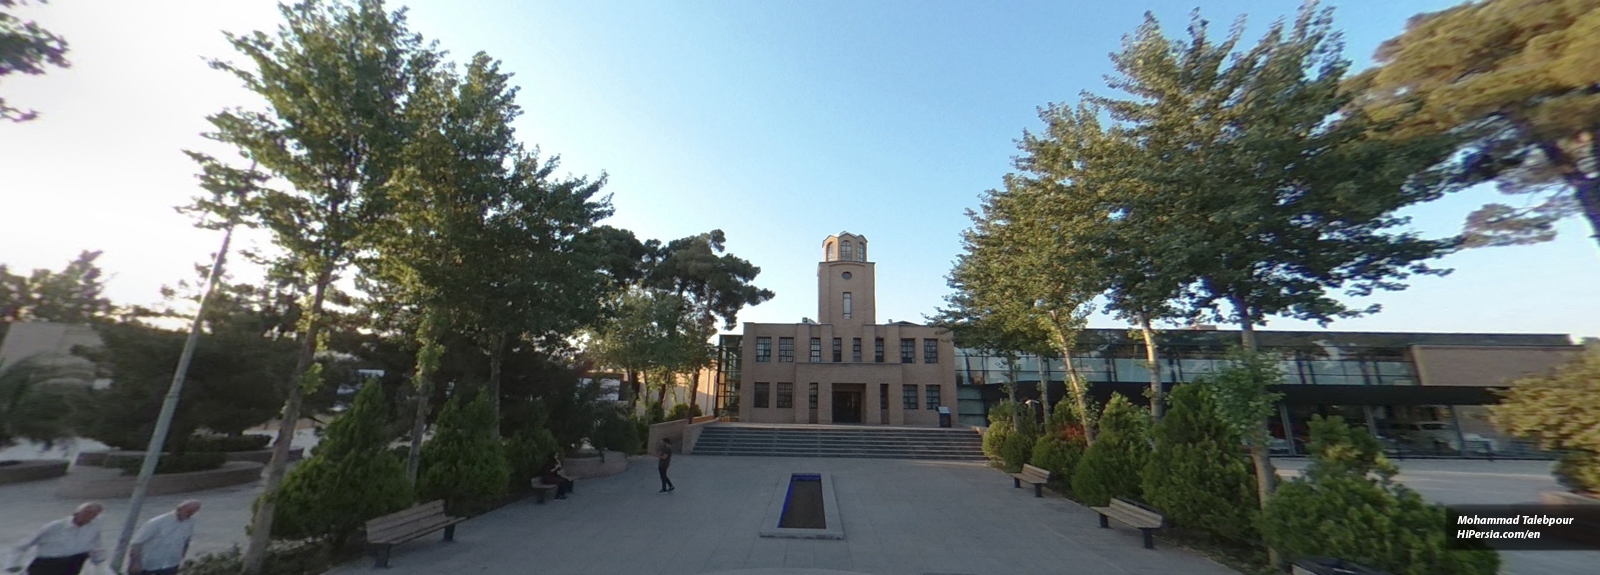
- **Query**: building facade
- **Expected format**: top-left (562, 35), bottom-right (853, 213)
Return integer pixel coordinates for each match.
top-left (728, 233), bottom-right (956, 425)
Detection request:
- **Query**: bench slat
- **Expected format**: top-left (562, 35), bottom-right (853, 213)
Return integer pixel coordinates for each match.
top-left (369, 517), bottom-right (465, 545)
top-left (1020, 464), bottom-right (1050, 480)
top-left (1108, 499), bottom-right (1163, 526)
top-left (367, 500), bottom-right (447, 532)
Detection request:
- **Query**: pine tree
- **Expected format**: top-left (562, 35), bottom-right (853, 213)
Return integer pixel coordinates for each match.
top-left (266, 380), bottom-right (412, 548)
top-left (1071, 394), bottom-right (1151, 506)
top-left (1141, 382), bottom-right (1258, 543)
top-left (418, 392), bottom-right (511, 515)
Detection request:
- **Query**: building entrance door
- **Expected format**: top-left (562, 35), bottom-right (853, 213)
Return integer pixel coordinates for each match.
top-left (832, 390), bottom-right (863, 423)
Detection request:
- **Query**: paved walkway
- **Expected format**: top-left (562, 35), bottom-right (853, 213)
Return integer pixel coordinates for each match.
top-left (325, 455), bottom-right (1240, 575)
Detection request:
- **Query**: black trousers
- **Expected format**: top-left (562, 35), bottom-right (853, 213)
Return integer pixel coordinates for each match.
top-left (555, 478), bottom-right (573, 496)
top-left (658, 466), bottom-right (674, 489)
top-left (28, 553), bottom-right (88, 575)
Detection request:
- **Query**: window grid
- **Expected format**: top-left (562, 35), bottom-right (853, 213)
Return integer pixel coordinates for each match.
top-left (843, 292), bottom-right (852, 319)
top-left (754, 382), bottom-right (770, 408)
top-left (808, 383), bottom-right (818, 409)
top-left (875, 338), bottom-right (885, 363)
top-left (902, 384), bottom-right (918, 410)
top-left (925, 384), bottom-right (941, 409)
top-left (809, 338), bottom-right (822, 363)
top-left (923, 339), bottom-right (939, 364)
top-left (879, 384), bottom-right (889, 410)
top-left (901, 339), bottom-right (915, 364)
top-left (776, 382), bottom-right (793, 409)
top-left (832, 338), bottom-right (842, 362)
top-left (755, 337), bottom-right (771, 362)
top-left (778, 338), bottom-right (794, 363)
top-left (852, 338), bottom-right (862, 362)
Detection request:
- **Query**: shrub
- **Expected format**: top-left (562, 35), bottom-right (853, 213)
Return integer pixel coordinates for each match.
top-left (1141, 383), bottom-right (1258, 543)
top-left (504, 425), bottom-right (561, 489)
top-left (1000, 429), bottom-right (1035, 472)
top-left (186, 434), bottom-right (272, 453)
top-left (1031, 433), bottom-right (1086, 493)
top-left (1555, 451), bottom-right (1600, 494)
top-left (982, 422), bottom-right (1012, 461)
top-left (1071, 393), bottom-right (1150, 506)
top-left (1047, 397), bottom-right (1080, 432)
top-left (988, 399), bottom-right (1016, 428)
top-left (590, 405), bottom-right (643, 455)
top-left (265, 381), bottom-right (412, 548)
top-left (418, 392), bottom-right (511, 516)
top-left (1492, 348), bottom-right (1600, 492)
top-left (114, 452), bottom-right (227, 476)
top-left (178, 540), bottom-right (343, 575)
top-left (1260, 416), bottom-right (1499, 575)
top-left (666, 403), bottom-right (703, 421)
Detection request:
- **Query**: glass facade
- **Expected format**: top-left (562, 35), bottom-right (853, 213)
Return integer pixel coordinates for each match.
top-left (954, 346), bottom-right (1417, 387)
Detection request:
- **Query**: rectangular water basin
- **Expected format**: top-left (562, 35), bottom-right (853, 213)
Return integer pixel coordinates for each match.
top-left (760, 472), bottom-right (844, 539)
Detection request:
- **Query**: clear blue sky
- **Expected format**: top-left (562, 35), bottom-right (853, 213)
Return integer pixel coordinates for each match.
top-left (2, 0), bottom-right (1596, 339)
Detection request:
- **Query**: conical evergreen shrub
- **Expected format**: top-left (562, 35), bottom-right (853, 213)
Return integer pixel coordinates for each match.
top-left (266, 380), bottom-right (412, 547)
top-left (1260, 416), bottom-right (1499, 575)
top-left (505, 424), bottom-right (561, 489)
top-left (1071, 393), bottom-right (1150, 506)
top-left (1141, 382), bottom-right (1258, 543)
top-left (418, 392), bottom-right (511, 515)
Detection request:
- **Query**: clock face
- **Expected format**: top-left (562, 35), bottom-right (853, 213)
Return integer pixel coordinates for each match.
top-left (841, 272), bottom-right (852, 280)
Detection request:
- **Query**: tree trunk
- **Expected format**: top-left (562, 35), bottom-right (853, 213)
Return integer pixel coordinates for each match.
top-left (405, 316), bottom-right (443, 483)
top-left (1037, 354), bottom-right (1051, 426)
top-left (1063, 357), bottom-right (1095, 444)
top-left (627, 368), bottom-right (639, 410)
top-left (1230, 292), bottom-right (1280, 568)
top-left (1139, 314), bottom-right (1164, 422)
top-left (486, 331), bottom-right (506, 440)
top-left (657, 370), bottom-right (669, 411)
top-left (1008, 358), bottom-right (1023, 431)
top-left (241, 270), bottom-right (332, 574)
top-left (687, 367), bottom-right (701, 421)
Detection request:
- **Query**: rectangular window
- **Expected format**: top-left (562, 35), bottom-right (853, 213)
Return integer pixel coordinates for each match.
top-left (778, 337), bottom-right (794, 363)
top-left (879, 384), bottom-right (889, 410)
top-left (809, 338), bottom-right (822, 363)
top-left (874, 338), bottom-right (885, 363)
top-left (808, 383), bottom-right (818, 409)
top-left (832, 338), bottom-right (842, 362)
top-left (852, 338), bottom-right (862, 362)
top-left (901, 339), bottom-right (915, 363)
top-left (755, 337), bottom-right (771, 362)
top-left (843, 292), bottom-right (852, 319)
top-left (842, 242), bottom-right (854, 261)
top-left (926, 384), bottom-right (941, 409)
top-left (902, 384), bottom-right (918, 409)
top-left (776, 383), bottom-right (793, 408)
top-left (754, 382), bottom-right (770, 408)
top-left (923, 339), bottom-right (939, 364)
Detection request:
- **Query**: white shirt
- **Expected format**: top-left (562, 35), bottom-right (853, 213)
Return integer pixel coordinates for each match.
top-left (7, 517), bottom-right (105, 569)
top-left (130, 512), bottom-right (195, 571)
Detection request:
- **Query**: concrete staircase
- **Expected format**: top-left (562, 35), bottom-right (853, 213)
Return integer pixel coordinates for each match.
top-left (691, 424), bottom-right (984, 461)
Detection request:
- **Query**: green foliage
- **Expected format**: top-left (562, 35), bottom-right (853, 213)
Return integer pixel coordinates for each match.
top-left (1492, 348), bottom-right (1600, 491)
top-left (115, 452), bottom-right (226, 476)
top-left (1047, 397), bottom-right (1080, 432)
top-left (591, 405), bottom-right (643, 455)
top-left (666, 403), bottom-right (703, 421)
top-left (504, 425), bottom-right (560, 489)
top-left (0, 251), bottom-right (113, 322)
top-left (0, 355), bottom-right (91, 450)
top-left (266, 381), bottom-right (412, 547)
top-left (418, 392), bottom-right (510, 515)
top-left (982, 421), bottom-right (1012, 461)
top-left (1260, 416), bottom-right (1499, 575)
top-left (186, 434), bottom-right (272, 453)
top-left (1031, 433), bottom-right (1087, 492)
top-left (987, 399), bottom-right (1016, 428)
top-left (1206, 348), bottom-right (1286, 447)
top-left (0, 0), bottom-right (72, 121)
top-left (177, 540), bottom-right (343, 575)
top-left (1351, 0), bottom-right (1600, 249)
top-left (1071, 394), bottom-right (1151, 506)
top-left (1142, 383), bottom-right (1258, 543)
top-left (1000, 428), bottom-right (1036, 473)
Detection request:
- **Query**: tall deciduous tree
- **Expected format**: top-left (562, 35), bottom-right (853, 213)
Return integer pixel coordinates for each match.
top-left (1350, 0), bottom-right (1600, 251)
top-left (195, 1), bottom-right (441, 570)
top-left (0, 0), bottom-right (68, 121)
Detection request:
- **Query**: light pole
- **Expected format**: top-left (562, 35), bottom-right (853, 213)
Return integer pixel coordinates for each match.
top-left (108, 170), bottom-right (248, 574)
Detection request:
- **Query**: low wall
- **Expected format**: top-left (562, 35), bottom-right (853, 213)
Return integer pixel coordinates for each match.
top-left (56, 461), bottom-right (264, 499)
top-left (77, 448), bottom-right (302, 468)
top-left (563, 450), bottom-right (628, 479)
top-left (0, 460), bottom-right (69, 485)
top-left (648, 419), bottom-right (689, 454)
top-left (681, 419), bottom-right (720, 453)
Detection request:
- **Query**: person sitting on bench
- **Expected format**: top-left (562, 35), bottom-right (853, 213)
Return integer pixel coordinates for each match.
top-left (539, 459), bottom-right (575, 499)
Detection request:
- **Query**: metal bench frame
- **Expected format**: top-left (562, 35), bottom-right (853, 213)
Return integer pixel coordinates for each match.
top-left (1090, 497), bottom-right (1165, 549)
top-left (365, 500), bottom-right (466, 568)
top-left (1009, 463), bottom-right (1051, 497)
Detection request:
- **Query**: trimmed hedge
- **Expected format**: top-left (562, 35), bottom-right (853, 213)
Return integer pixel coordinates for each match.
top-left (186, 434), bottom-right (272, 453)
top-left (114, 452), bottom-right (226, 476)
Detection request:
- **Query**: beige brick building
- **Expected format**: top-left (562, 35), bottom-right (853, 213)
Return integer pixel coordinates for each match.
top-left (735, 233), bottom-right (955, 425)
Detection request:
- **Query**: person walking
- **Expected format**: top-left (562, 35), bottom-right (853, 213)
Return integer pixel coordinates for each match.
top-left (5, 502), bottom-right (108, 575)
top-left (656, 438), bottom-right (675, 492)
top-left (127, 500), bottom-right (201, 575)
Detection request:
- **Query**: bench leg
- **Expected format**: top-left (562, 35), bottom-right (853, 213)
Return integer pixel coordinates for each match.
top-left (1013, 477), bottom-right (1021, 489)
top-left (1141, 529), bottom-right (1154, 550)
top-left (444, 524), bottom-right (457, 542)
top-left (1097, 514), bottom-right (1109, 529)
top-left (1033, 483), bottom-right (1043, 498)
top-left (374, 545), bottom-right (392, 569)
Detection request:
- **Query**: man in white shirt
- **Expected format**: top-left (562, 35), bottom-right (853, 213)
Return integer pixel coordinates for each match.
top-left (5, 502), bottom-right (107, 575)
top-left (127, 501), bottom-right (201, 575)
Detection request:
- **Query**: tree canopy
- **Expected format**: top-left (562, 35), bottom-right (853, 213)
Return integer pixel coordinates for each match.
top-left (0, 0), bottom-right (69, 121)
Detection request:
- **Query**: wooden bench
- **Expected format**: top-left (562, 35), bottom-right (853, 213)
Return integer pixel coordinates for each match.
top-left (1089, 497), bottom-right (1165, 549)
top-left (1009, 464), bottom-right (1050, 497)
top-left (528, 475), bottom-right (574, 503)
top-left (365, 500), bottom-right (466, 568)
